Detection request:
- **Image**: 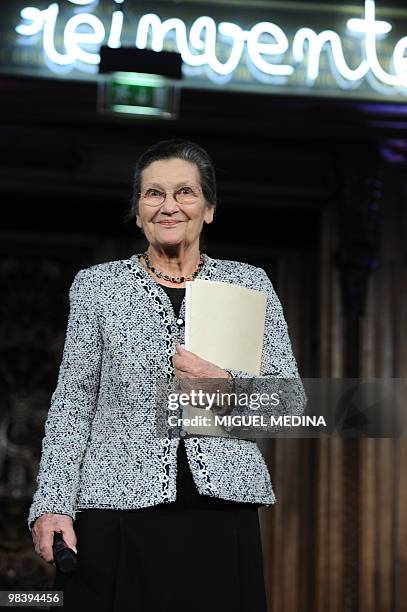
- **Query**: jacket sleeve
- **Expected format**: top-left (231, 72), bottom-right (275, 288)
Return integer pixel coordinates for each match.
top-left (27, 268), bottom-right (103, 532)
top-left (222, 267), bottom-right (307, 428)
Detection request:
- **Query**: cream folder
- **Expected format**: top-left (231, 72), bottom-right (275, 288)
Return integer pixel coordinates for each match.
top-left (184, 279), bottom-right (267, 376)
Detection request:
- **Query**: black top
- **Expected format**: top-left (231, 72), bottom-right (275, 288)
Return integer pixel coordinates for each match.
top-left (160, 284), bottom-right (185, 320)
top-left (159, 283), bottom-right (260, 510)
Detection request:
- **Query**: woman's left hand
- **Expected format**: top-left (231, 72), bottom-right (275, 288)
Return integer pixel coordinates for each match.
top-left (172, 344), bottom-right (230, 380)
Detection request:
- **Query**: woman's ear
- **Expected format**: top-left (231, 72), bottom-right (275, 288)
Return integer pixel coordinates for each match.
top-left (204, 205), bottom-right (215, 225)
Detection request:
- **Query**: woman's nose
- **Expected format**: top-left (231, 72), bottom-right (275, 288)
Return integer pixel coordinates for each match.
top-left (160, 194), bottom-right (179, 213)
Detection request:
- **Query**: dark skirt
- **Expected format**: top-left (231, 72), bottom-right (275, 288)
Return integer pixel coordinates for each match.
top-left (51, 441), bottom-right (268, 612)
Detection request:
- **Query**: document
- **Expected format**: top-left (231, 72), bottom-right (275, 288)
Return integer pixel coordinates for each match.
top-left (185, 278), bottom-right (266, 376)
top-left (182, 279), bottom-right (267, 437)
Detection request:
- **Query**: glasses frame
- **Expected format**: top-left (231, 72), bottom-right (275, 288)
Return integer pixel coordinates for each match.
top-left (137, 185), bottom-right (202, 207)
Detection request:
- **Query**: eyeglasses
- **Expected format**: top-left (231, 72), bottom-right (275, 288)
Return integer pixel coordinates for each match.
top-left (138, 185), bottom-right (201, 207)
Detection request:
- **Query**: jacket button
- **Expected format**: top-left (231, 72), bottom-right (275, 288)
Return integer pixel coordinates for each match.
top-left (180, 429), bottom-right (187, 437)
top-left (176, 318), bottom-right (184, 326)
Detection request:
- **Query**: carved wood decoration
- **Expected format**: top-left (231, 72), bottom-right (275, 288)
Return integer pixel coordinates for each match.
top-left (0, 238), bottom-right (108, 591)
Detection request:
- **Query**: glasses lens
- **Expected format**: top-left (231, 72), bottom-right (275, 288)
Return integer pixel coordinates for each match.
top-left (175, 186), bottom-right (199, 204)
top-left (142, 189), bottom-right (164, 206)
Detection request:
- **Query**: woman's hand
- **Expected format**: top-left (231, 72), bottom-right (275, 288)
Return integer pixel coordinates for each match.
top-left (172, 344), bottom-right (230, 379)
top-left (32, 513), bottom-right (77, 563)
top-left (172, 344), bottom-right (233, 410)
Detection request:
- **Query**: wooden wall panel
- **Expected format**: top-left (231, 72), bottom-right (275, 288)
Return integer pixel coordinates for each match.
top-left (400, 439), bottom-right (407, 612)
top-left (314, 165), bottom-right (405, 612)
top-left (359, 438), bottom-right (377, 612)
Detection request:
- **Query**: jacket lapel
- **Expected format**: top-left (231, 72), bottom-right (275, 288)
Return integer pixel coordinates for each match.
top-left (125, 253), bottom-right (218, 378)
top-left (125, 252), bottom-right (217, 323)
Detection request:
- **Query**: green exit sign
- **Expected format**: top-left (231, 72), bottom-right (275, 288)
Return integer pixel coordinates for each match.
top-left (98, 72), bottom-right (179, 119)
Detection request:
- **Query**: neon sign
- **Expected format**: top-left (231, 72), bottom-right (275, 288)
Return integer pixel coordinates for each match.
top-left (13, 0), bottom-right (407, 96)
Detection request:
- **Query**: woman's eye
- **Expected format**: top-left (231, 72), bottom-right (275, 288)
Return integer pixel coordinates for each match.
top-left (179, 187), bottom-right (193, 194)
top-left (146, 189), bottom-right (162, 197)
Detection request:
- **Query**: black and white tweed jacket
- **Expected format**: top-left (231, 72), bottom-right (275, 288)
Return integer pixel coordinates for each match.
top-left (28, 252), bottom-right (306, 531)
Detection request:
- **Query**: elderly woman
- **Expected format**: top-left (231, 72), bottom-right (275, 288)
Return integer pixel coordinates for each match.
top-left (28, 138), bottom-right (305, 612)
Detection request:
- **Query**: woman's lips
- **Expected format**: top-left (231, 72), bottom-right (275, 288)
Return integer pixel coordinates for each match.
top-left (157, 221), bottom-right (182, 226)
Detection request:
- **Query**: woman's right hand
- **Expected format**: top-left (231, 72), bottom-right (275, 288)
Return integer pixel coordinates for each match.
top-left (32, 513), bottom-right (78, 563)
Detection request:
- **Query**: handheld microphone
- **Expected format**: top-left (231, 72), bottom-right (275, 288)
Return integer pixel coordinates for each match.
top-left (52, 532), bottom-right (77, 573)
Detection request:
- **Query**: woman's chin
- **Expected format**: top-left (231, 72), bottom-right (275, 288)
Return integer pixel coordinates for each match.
top-left (156, 234), bottom-right (186, 247)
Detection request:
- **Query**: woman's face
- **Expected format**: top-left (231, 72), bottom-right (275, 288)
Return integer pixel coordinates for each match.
top-left (136, 158), bottom-right (214, 251)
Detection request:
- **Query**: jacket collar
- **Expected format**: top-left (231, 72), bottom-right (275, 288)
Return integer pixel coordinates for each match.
top-left (125, 252), bottom-right (218, 325)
